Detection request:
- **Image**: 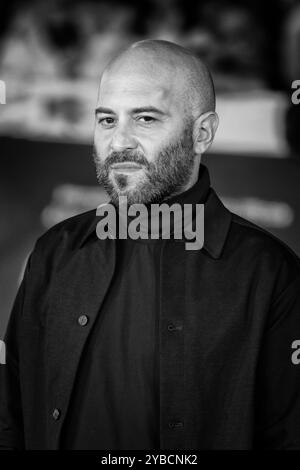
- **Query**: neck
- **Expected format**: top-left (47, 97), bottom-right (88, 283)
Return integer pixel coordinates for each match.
top-left (164, 156), bottom-right (201, 201)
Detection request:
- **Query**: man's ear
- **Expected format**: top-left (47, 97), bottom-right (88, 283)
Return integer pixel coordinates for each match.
top-left (193, 111), bottom-right (219, 155)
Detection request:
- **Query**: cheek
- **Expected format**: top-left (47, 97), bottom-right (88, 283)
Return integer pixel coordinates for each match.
top-left (94, 129), bottom-right (110, 155)
top-left (139, 133), bottom-right (175, 162)
top-left (145, 135), bottom-right (175, 161)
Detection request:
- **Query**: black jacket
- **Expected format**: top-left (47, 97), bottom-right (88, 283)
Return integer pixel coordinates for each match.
top-left (1, 175), bottom-right (300, 450)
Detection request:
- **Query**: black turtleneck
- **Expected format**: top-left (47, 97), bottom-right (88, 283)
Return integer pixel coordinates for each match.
top-left (60, 165), bottom-right (210, 450)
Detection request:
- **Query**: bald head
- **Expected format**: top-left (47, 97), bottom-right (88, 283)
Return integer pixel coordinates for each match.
top-left (100, 39), bottom-right (215, 118)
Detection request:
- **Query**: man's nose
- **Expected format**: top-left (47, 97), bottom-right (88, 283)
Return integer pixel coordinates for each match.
top-left (110, 124), bottom-right (137, 151)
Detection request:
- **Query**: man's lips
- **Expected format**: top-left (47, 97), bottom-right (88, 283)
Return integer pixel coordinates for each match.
top-left (110, 162), bottom-right (143, 172)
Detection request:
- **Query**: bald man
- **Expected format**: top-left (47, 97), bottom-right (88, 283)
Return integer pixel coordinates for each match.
top-left (1, 40), bottom-right (300, 450)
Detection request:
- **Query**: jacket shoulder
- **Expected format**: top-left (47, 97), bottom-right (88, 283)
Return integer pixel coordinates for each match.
top-left (34, 208), bottom-right (98, 258)
top-left (230, 212), bottom-right (299, 259)
top-left (228, 211), bottom-right (300, 287)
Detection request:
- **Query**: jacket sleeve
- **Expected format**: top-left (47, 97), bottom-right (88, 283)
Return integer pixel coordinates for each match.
top-left (254, 275), bottom-right (300, 449)
top-left (0, 254), bottom-right (33, 450)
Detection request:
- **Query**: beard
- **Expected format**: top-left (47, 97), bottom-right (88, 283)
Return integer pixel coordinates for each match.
top-left (93, 124), bottom-right (195, 205)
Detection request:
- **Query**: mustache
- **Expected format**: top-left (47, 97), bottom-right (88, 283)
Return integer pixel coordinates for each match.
top-left (104, 150), bottom-right (150, 169)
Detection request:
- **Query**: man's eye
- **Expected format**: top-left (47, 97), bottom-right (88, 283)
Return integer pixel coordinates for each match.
top-left (98, 117), bottom-right (115, 126)
top-left (138, 116), bottom-right (156, 124)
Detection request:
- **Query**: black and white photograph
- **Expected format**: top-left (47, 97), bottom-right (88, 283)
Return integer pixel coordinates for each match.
top-left (0, 0), bottom-right (300, 453)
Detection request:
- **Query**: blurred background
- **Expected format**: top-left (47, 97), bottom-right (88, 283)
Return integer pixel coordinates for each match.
top-left (0, 0), bottom-right (300, 337)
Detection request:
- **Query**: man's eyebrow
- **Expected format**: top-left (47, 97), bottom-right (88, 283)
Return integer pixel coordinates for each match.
top-left (131, 107), bottom-right (167, 115)
top-left (95, 106), bottom-right (115, 115)
top-left (95, 106), bottom-right (167, 116)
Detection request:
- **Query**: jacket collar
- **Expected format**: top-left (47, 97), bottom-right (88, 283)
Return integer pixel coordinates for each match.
top-left (77, 164), bottom-right (232, 260)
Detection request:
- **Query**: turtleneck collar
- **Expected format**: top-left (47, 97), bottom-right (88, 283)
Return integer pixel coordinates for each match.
top-left (78, 163), bottom-right (232, 258)
top-left (159, 164), bottom-right (210, 207)
top-left (111, 164), bottom-right (211, 243)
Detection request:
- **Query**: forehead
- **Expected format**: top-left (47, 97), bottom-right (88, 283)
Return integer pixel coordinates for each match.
top-left (98, 71), bottom-right (179, 110)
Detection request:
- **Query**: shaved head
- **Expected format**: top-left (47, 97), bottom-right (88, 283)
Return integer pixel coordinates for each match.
top-left (100, 39), bottom-right (215, 118)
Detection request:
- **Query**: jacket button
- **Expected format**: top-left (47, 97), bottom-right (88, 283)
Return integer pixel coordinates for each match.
top-left (78, 315), bottom-right (89, 326)
top-left (167, 323), bottom-right (183, 332)
top-left (168, 421), bottom-right (184, 429)
top-left (52, 408), bottom-right (61, 421)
